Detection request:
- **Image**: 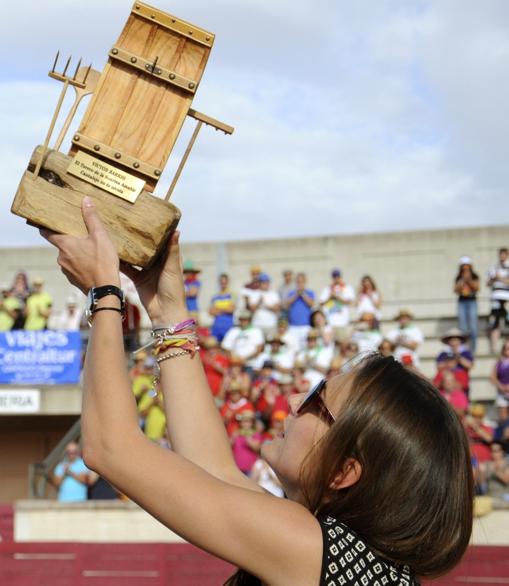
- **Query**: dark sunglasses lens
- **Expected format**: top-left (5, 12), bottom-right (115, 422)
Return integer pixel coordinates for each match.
top-left (297, 380), bottom-right (325, 414)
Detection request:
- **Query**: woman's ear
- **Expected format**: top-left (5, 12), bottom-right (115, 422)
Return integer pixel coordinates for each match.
top-left (329, 458), bottom-right (362, 491)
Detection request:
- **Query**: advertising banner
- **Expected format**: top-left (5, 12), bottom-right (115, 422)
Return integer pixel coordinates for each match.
top-left (0, 331), bottom-right (81, 385)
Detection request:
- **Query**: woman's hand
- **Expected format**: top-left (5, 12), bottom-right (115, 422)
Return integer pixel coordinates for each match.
top-left (120, 231), bottom-right (187, 326)
top-left (40, 197), bottom-right (120, 293)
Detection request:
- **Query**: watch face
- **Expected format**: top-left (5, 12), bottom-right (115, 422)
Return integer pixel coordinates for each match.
top-left (87, 289), bottom-right (95, 312)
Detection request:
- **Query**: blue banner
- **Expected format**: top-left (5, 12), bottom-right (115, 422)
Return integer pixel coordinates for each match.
top-left (0, 331), bottom-right (81, 385)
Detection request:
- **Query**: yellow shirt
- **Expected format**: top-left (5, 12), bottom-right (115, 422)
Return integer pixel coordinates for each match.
top-left (138, 391), bottom-right (166, 441)
top-left (0, 296), bottom-right (21, 331)
top-left (24, 292), bottom-right (53, 330)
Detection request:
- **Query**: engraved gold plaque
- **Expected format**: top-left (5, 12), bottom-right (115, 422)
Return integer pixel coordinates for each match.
top-left (67, 151), bottom-right (146, 203)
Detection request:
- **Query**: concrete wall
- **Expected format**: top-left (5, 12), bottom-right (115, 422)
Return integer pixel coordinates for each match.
top-left (15, 500), bottom-right (184, 543)
top-left (0, 223), bottom-right (507, 320)
top-left (13, 500), bottom-right (509, 546)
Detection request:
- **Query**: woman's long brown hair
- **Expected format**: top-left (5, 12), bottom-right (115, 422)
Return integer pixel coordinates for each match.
top-left (225, 354), bottom-right (474, 584)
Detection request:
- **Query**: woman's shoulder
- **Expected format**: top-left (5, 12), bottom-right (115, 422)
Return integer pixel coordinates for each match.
top-left (318, 515), bottom-right (419, 585)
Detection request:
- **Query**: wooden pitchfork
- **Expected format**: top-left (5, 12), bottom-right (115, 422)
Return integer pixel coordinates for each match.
top-left (53, 65), bottom-right (101, 151)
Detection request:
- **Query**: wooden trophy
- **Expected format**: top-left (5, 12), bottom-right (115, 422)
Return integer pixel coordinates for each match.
top-left (11, 1), bottom-right (233, 267)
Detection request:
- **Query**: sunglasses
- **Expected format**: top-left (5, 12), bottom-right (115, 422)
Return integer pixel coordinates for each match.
top-left (296, 379), bottom-right (336, 426)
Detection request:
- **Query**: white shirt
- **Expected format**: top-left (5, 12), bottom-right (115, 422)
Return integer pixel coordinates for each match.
top-left (351, 329), bottom-right (383, 354)
top-left (297, 345), bottom-right (334, 387)
top-left (247, 289), bottom-right (280, 330)
top-left (386, 325), bottom-right (424, 366)
top-left (258, 347), bottom-right (296, 381)
top-left (488, 262), bottom-right (509, 301)
top-left (356, 291), bottom-right (381, 320)
top-left (49, 308), bottom-right (82, 331)
top-left (221, 326), bottom-right (265, 367)
top-left (320, 284), bottom-right (355, 327)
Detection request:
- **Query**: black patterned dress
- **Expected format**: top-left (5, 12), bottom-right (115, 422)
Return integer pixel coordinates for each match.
top-left (319, 516), bottom-right (420, 586)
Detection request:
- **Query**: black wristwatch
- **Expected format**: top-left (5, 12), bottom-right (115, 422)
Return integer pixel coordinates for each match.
top-left (87, 285), bottom-right (125, 317)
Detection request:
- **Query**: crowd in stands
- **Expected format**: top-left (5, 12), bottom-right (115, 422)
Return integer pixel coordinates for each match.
top-left (2, 249), bottom-right (509, 502)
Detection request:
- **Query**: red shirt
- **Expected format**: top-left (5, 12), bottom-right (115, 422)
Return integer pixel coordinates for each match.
top-left (201, 350), bottom-right (229, 396)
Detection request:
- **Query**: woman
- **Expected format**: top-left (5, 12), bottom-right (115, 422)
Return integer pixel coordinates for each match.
top-left (490, 339), bottom-right (509, 421)
top-left (454, 257), bottom-right (479, 353)
top-left (309, 308), bottom-right (334, 346)
top-left (41, 199), bottom-right (473, 585)
top-left (356, 275), bottom-right (382, 322)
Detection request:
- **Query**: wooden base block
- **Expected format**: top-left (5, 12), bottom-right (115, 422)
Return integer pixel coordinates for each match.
top-left (11, 146), bottom-right (181, 268)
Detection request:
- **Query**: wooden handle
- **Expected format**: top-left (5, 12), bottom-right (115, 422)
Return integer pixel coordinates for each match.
top-left (165, 121), bottom-right (203, 201)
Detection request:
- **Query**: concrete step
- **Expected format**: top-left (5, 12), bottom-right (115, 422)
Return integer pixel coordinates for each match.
top-left (420, 355), bottom-right (495, 379)
top-left (419, 337), bottom-right (491, 358)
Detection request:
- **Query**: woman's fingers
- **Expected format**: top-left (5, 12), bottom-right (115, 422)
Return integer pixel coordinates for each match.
top-left (164, 230), bottom-right (182, 274)
top-left (39, 228), bottom-right (70, 248)
top-left (81, 197), bottom-right (106, 235)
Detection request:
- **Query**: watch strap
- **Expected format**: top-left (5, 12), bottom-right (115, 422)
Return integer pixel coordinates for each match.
top-left (90, 285), bottom-right (125, 310)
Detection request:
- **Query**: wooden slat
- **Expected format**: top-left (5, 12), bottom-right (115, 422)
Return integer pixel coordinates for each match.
top-left (72, 9), bottom-right (212, 191)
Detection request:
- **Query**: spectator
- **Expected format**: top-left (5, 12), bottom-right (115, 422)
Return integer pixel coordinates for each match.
top-left (220, 382), bottom-right (254, 436)
top-left (351, 312), bottom-right (383, 354)
top-left (183, 260), bottom-right (202, 317)
top-left (464, 404), bottom-right (495, 494)
top-left (200, 336), bottom-right (229, 400)
top-left (439, 370), bottom-right (469, 418)
top-left (247, 273), bottom-right (280, 336)
top-left (487, 442), bottom-right (509, 499)
top-left (378, 339), bottom-right (396, 358)
top-left (129, 350), bottom-right (148, 378)
top-left (252, 361), bottom-right (280, 422)
top-left (138, 387), bottom-right (166, 442)
top-left (221, 311), bottom-right (265, 376)
top-left (487, 247), bottom-right (509, 353)
top-left (245, 265), bottom-right (262, 290)
top-left (239, 265), bottom-right (262, 311)
top-left (433, 352), bottom-right (470, 394)
top-left (24, 277), bottom-right (52, 330)
top-left (490, 339), bottom-right (509, 421)
top-left (11, 270), bottom-right (31, 305)
top-left (292, 363), bottom-right (311, 395)
top-left (50, 296), bottom-right (83, 330)
top-left (263, 335), bottom-right (295, 382)
top-left (209, 273), bottom-right (235, 342)
top-left (275, 317), bottom-right (299, 354)
top-left (309, 308), bottom-right (334, 347)
top-left (284, 272), bottom-right (315, 348)
top-left (386, 309), bottom-right (424, 367)
top-left (219, 356), bottom-right (251, 403)
top-left (278, 270), bottom-right (294, 318)
top-left (356, 275), bottom-right (382, 322)
top-left (0, 285), bottom-right (22, 331)
top-left (52, 441), bottom-right (91, 502)
top-left (454, 257), bottom-right (480, 353)
top-left (88, 472), bottom-right (118, 500)
top-left (296, 329), bottom-right (334, 387)
top-left (230, 411), bottom-right (262, 475)
top-left (496, 418), bottom-right (509, 454)
top-left (436, 328), bottom-right (474, 392)
top-left (122, 298), bottom-right (141, 352)
top-left (319, 268), bottom-right (355, 342)
top-left (333, 340), bottom-right (360, 373)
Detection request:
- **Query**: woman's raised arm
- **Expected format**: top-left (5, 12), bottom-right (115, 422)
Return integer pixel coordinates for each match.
top-left (43, 198), bottom-right (261, 492)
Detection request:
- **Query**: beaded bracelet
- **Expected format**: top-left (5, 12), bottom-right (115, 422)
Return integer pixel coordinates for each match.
top-left (132, 318), bottom-right (197, 357)
top-left (156, 349), bottom-right (191, 364)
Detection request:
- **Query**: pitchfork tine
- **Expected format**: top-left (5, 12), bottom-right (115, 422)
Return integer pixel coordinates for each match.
top-left (82, 63), bottom-right (92, 84)
top-left (72, 58), bottom-right (82, 80)
top-left (62, 55), bottom-right (72, 77)
top-left (51, 50), bottom-right (60, 73)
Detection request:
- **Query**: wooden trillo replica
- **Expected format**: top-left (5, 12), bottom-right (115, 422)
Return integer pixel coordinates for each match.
top-left (11, 1), bottom-right (233, 267)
